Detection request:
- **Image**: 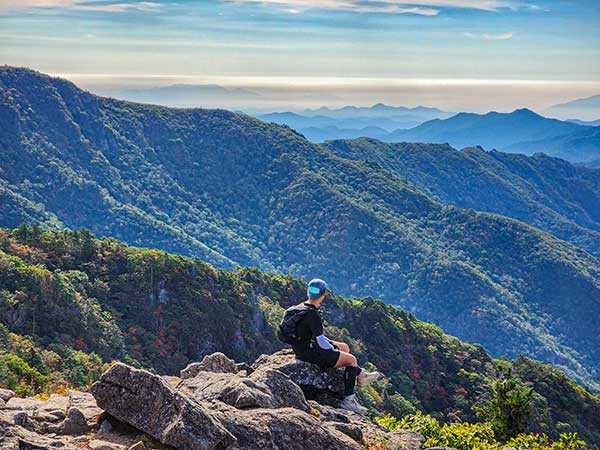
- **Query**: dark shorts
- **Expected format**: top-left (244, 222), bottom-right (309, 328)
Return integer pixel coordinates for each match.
top-left (297, 348), bottom-right (340, 369)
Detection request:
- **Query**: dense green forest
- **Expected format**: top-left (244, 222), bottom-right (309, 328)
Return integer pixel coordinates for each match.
top-left (0, 227), bottom-right (599, 447)
top-left (324, 138), bottom-right (600, 258)
top-left (1, 67), bottom-right (600, 391)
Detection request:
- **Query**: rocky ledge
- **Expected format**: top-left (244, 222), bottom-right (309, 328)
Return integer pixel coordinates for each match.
top-left (0, 350), bottom-right (439, 450)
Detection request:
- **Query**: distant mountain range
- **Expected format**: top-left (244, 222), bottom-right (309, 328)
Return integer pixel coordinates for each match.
top-left (257, 104), bottom-right (454, 134)
top-left (545, 94), bottom-right (600, 121)
top-left (2, 67), bottom-right (600, 390)
top-left (259, 107), bottom-right (599, 164)
top-left (390, 108), bottom-right (579, 147)
top-left (568, 119), bottom-right (600, 127)
top-left (552, 94), bottom-right (600, 110)
top-left (303, 103), bottom-right (453, 121)
top-left (86, 84), bottom-right (600, 165)
top-left (391, 108), bottom-right (600, 163)
top-left (93, 83), bottom-right (260, 108)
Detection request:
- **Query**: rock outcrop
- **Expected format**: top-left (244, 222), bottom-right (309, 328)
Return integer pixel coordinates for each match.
top-left (181, 352), bottom-right (239, 378)
top-left (252, 349), bottom-right (346, 405)
top-left (0, 350), bottom-right (437, 450)
top-left (91, 362), bottom-right (236, 450)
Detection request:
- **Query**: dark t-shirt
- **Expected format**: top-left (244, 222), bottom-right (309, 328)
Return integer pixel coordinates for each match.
top-left (291, 302), bottom-right (323, 355)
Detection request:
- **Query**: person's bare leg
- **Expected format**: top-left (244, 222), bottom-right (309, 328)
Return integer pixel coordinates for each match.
top-left (336, 351), bottom-right (381, 389)
top-left (335, 351), bottom-right (357, 368)
top-left (330, 340), bottom-right (350, 353)
top-left (335, 351), bottom-right (367, 414)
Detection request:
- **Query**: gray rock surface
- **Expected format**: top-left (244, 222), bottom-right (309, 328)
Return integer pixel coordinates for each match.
top-left (89, 439), bottom-right (126, 450)
top-left (181, 352), bottom-right (238, 379)
top-left (91, 362), bottom-right (236, 450)
top-left (0, 388), bottom-right (15, 402)
top-left (59, 407), bottom-right (88, 435)
top-left (0, 423), bottom-right (83, 450)
top-left (387, 429), bottom-right (427, 450)
top-left (213, 403), bottom-right (361, 450)
top-left (35, 394), bottom-right (69, 424)
top-left (181, 365), bottom-right (309, 411)
top-left (4, 396), bottom-right (43, 411)
top-left (68, 390), bottom-right (103, 427)
top-left (252, 350), bottom-right (346, 405)
top-left (425, 447), bottom-right (458, 450)
top-left (1, 393), bottom-right (87, 435)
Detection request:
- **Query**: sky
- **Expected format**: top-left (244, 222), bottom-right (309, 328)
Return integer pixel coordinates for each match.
top-left (1, 0), bottom-right (599, 113)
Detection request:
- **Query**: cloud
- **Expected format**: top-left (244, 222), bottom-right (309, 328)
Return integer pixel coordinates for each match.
top-left (0, 0), bottom-right (161, 13)
top-left (229, 0), bottom-right (519, 15)
top-left (463, 31), bottom-right (514, 40)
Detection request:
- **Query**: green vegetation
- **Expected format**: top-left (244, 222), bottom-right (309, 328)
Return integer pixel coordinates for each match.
top-left (324, 138), bottom-right (600, 258)
top-left (0, 227), bottom-right (599, 447)
top-left (2, 66), bottom-right (600, 392)
top-left (475, 366), bottom-right (533, 440)
top-left (376, 411), bottom-right (587, 450)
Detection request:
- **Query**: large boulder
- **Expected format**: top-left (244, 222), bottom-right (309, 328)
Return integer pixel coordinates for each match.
top-left (252, 350), bottom-right (345, 405)
top-left (180, 365), bottom-right (309, 412)
top-left (212, 403), bottom-right (361, 450)
top-left (91, 362), bottom-right (236, 450)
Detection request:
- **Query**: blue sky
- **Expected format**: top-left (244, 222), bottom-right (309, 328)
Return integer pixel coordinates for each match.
top-left (1, 0), bottom-right (599, 111)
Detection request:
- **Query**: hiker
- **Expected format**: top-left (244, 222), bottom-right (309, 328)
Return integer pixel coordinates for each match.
top-left (278, 278), bottom-right (380, 414)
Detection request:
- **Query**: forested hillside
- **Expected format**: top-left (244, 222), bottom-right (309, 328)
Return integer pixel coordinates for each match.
top-left (1, 67), bottom-right (600, 391)
top-left (323, 138), bottom-right (600, 258)
top-left (1, 227), bottom-right (599, 447)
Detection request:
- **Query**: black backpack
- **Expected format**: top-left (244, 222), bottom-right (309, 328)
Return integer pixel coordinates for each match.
top-left (277, 304), bottom-right (312, 345)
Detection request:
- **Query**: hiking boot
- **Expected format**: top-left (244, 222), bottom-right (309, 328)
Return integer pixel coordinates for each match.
top-left (339, 395), bottom-right (368, 415)
top-left (357, 369), bottom-right (381, 387)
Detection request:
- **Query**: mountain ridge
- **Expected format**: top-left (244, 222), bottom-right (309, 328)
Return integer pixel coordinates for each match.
top-left (388, 108), bottom-right (583, 150)
top-left (322, 137), bottom-right (600, 258)
top-left (1, 66), bottom-right (600, 391)
top-left (259, 106), bottom-right (599, 164)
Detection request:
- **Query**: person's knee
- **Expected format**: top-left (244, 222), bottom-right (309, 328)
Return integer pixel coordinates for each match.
top-left (339, 343), bottom-right (350, 353)
top-left (348, 354), bottom-right (357, 367)
top-left (336, 352), bottom-right (357, 368)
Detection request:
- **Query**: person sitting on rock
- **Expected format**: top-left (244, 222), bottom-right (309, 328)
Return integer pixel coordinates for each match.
top-left (279, 278), bottom-right (381, 414)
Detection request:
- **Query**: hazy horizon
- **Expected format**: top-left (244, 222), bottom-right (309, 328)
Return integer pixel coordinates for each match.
top-left (2, 0), bottom-right (599, 118)
top-left (57, 73), bottom-right (599, 115)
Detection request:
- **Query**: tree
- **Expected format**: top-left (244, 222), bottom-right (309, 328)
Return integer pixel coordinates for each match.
top-left (478, 365), bottom-right (533, 441)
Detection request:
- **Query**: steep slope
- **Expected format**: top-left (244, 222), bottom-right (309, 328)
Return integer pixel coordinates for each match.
top-left (387, 109), bottom-right (598, 163)
top-left (323, 138), bottom-right (600, 258)
top-left (1, 67), bottom-right (600, 389)
top-left (1, 227), bottom-right (599, 446)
